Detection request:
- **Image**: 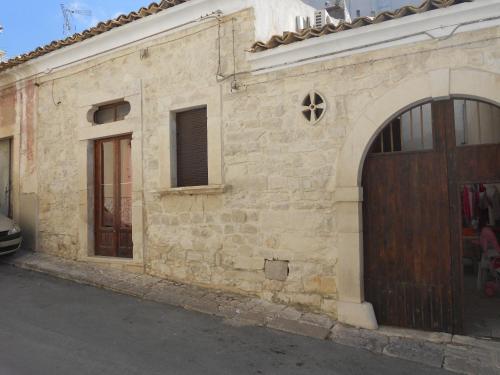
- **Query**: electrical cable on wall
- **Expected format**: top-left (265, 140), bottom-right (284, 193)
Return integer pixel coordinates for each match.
top-left (0, 10), bottom-right (224, 92)
top-left (1, 14), bottom-right (499, 94)
top-left (51, 80), bottom-right (61, 106)
top-left (216, 18), bottom-right (223, 79)
top-left (231, 18), bottom-right (238, 91)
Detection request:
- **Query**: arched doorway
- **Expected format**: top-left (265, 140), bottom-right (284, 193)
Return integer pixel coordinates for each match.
top-left (362, 99), bottom-right (500, 334)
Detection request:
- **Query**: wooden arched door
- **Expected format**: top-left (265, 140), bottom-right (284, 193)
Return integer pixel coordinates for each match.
top-left (363, 99), bottom-right (500, 333)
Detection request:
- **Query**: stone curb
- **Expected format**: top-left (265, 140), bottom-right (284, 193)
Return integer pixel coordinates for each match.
top-left (329, 324), bottom-right (500, 373)
top-left (5, 251), bottom-right (500, 374)
top-left (3, 251), bottom-right (335, 339)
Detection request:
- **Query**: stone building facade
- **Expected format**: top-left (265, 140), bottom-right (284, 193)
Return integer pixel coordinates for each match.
top-left (0, 0), bottom-right (499, 331)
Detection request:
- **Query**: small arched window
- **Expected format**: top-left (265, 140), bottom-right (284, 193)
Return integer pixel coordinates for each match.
top-left (370, 102), bottom-right (433, 154)
top-left (93, 101), bottom-right (131, 125)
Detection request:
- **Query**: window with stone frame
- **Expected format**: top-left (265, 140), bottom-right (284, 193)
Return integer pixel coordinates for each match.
top-left (175, 107), bottom-right (208, 187)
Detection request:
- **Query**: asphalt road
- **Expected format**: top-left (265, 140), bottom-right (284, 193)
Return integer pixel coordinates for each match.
top-left (0, 264), bottom-right (451, 375)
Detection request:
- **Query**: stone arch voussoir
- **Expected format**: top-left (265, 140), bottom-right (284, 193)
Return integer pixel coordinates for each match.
top-left (333, 68), bottom-right (500, 330)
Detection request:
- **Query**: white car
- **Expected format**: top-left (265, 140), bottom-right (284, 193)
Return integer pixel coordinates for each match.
top-left (0, 214), bottom-right (22, 255)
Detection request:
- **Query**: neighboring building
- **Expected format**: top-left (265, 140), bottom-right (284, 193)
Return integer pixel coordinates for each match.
top-left (355, 0), bottom-right (423, 15)
top-left (304, 0), bottom-right (423, 16)
top-left (0, 0), bottom-right (499, 336)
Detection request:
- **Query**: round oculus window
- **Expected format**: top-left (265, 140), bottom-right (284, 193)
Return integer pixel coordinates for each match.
top-left (301, 91), bottom-right (326, 125)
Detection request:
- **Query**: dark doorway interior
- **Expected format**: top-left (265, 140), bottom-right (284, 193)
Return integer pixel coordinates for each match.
top-left (0, 138), bottom-right (12, 218)
top-left (461, 182), bottom-right (500, 338)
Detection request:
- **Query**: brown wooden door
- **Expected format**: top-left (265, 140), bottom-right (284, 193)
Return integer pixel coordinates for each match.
top-left (363, 101), bottom-right (455, 332)
top-left (95, 135), bottom-right (133, 258)
top-left (363, 99), bottom-right (500, 333)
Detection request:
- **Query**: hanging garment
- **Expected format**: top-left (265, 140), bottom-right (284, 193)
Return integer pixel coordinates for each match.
top-left (463, 185), bottom-right (472, 223)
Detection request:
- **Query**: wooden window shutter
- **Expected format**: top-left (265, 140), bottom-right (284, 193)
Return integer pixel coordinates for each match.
top-left (176, 108), bottom-right (208, 187)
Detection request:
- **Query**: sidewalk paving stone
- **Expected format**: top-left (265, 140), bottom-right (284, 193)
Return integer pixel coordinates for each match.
top-left (383, 337), bottom-right (445, 368)
top-left (110, 274), bottom-right (161, 297)
top-left (444, 344), bottom-right (498, 375)
top-left (330, 324), bottom-right (389, 354)
top-left (267, 317), bottom-right (332, 339)
top-left (6, 250), bottom-right (500, 374)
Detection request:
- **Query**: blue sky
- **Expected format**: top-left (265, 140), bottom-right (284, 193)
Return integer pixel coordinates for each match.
top-left (0, 0), bottom-right (421, 59)
top-left (0, 1), bottom-right (148, 58)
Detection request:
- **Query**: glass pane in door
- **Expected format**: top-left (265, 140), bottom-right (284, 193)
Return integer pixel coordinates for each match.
top-left (370, 103), bottom-right (433, 154)
top-left (101, 141), bottom-right (115, 228)
top-left (95, 136), bottom-right (133, 259)
top-left (454, 100), bottom-right (500, 146)
top-left (120, 138), bottom-right (132, 228)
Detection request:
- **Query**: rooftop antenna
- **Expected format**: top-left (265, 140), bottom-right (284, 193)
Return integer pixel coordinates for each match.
top-left (60, 3), bottom-right (92, 36)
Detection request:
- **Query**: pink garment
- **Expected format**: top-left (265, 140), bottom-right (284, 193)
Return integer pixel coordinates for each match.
top-left (480, 227), bottom-right (500, 253)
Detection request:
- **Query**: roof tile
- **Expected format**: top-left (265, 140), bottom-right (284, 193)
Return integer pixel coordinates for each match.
top-left (0, 0), bottom-right (189, 73)
top-left (250, 0), bottom-right (473, 52)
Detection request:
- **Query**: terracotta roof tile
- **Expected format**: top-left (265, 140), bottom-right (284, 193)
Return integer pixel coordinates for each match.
top-left (0, 0), bottom-right (189, 73)
top-left (250, 0), bottom-right (473, 52)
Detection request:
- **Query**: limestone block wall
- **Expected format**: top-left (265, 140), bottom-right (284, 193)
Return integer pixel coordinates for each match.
top-left (36, 75), bottom-right (80, 258)
top-left (0, 86), bottom-right (17, 131)
top-left (0, 80), bottom-right (36, 248)
top-left (14, 4), bottom-right (500, 319)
